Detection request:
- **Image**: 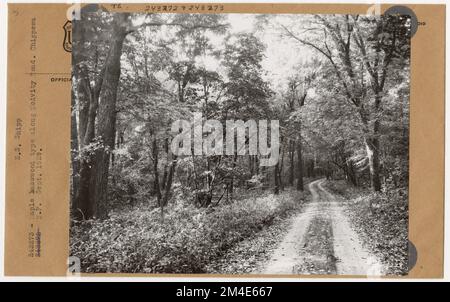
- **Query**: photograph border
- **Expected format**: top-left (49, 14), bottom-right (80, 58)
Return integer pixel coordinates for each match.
top-left (4, 3), bottom-right (444, 278)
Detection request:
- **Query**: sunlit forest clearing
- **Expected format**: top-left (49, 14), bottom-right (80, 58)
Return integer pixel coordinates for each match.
top-left (70, 10), bottom-right (409, 275)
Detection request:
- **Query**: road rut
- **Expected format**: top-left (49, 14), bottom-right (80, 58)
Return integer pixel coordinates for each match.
top-left (263, 179), bottom-right (384, 276)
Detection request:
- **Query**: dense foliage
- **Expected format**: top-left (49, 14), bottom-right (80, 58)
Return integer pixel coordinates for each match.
top-left (70, 10), bottom-right (410, 274)
top-left (325, 180), bottom-right (408, 275)
top-left (70, 190), bottom-right (303, 273)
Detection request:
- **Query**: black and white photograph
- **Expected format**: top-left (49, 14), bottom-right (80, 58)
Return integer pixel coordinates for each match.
top-left (69, 9), bottom-right (410, 275)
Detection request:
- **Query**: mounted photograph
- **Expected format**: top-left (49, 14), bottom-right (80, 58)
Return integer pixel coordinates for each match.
top-left (69, 9), bottom-right (410, 275)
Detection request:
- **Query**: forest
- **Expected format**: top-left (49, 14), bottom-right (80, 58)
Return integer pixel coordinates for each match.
top-left (70, 10), bottom-right (410, 275)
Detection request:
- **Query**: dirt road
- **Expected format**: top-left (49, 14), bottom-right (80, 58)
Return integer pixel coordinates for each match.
top-left (263, 179), bottom-right (384, 276)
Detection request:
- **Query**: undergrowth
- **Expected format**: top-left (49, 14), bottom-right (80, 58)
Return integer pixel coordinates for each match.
top-left (70, 189), bottom-right (305, 273)
top-left (325, 180), bottom-right (409, 275)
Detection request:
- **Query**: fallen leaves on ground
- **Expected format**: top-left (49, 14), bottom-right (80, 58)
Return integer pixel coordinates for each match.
top-left (325, 181), bottom-right (408, 276)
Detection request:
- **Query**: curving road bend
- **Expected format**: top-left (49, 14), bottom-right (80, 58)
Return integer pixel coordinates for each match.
top-left (263, 178), bottom-right (384, 276)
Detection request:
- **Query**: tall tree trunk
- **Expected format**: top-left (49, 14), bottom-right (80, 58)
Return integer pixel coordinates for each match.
top-left (278, 144), bottom-right (285, 190)
top-left (72, 17), bottom-right (109, 220)
top-left (73, 47), bottom-right (97, 220)
top-left (161, 137), bottom-right (169, 190)
top-left (274, 163), bottom-right (280, 194)
top-left (360, 95), bottom-right (382, 192)
top-left (70, 89), bottom-right (80, 215)
top-left (365, 136), bottom-right (381, 192)
top-left (249, 155), bottom-right (254, 176)
top-left (89, 15), bottom-right (129, 219)
top-left (289, 141), bottom-right (295, 186)
top-left (152, 136), bottom-right (162, 204)
top-left (370, 94), bottom-right (383, 192)
top-left (346, 161), bottom-right (358, 187)
top-left (162, 156), bottom-right (177, 207)
top-left (228, 154), bottom-right (238, 199)
top-left (296, 139), bottom-right (304, 191)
